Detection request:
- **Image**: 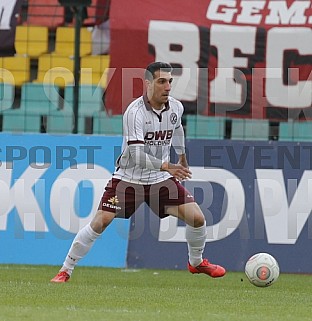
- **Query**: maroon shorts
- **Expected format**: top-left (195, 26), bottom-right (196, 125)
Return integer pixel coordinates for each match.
top-left (99, 177), bottom-right (195, 218)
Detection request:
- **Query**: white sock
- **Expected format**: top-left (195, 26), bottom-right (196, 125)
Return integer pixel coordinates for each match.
top-left (61, 223), bottom-right (100, 275)
top-left (185, 223), bottom-right (207, 267)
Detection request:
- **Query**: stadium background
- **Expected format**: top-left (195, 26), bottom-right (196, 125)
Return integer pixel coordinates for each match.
top-left (0, 0), bottom-right (311, 273)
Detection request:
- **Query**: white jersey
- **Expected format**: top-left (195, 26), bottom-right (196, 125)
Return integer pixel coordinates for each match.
top-left (113, 95), bottom-right (184, 185)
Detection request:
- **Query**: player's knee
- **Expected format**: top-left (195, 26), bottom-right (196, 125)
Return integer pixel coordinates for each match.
top-left (193, 214), bottom-right (206, 228)
top-left (91, 210), bottom-right (115, 232)
top-left (101, 211), bottom-right (115, 227)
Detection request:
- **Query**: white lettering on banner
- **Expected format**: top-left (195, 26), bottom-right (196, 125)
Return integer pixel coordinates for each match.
top-left (50, 163), bottom-right (111, 233)
top-left (210, 25), bottom-right (256, 105)
top-left (256, 169), bottom-right (312, 245)
top-left (206, 0), bottom-right (311, 25)
top-left (148, 21), bottom-right (312, 109)
top-left (206, 0), bottom-right (238, 23)
top-left (121, 68), bottom-right (147, 110)
top-left (237, 1), bottom-right (266, 24)
top-left (0, 163), bottom-right (111, 234)
top-left (2, 160), bottom-right (312, 243)
top-left (266, 27), bottom-right (312, 108)
top-left (159, 167), bottom-right (312, 245)
top-left (148, 20), bottom-right (199, 101)
top-left (0, 162), bottom-right (49, 232)
top-left (266, 1), bottom-right (311, 25)
top-left (0, 0), bottom-right (16, 30)
top-left (158, 167), bottom-right (245, 242)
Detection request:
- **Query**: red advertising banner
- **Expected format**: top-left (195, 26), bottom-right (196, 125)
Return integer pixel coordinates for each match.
top-left (105, 0), bottom-right (312, 120)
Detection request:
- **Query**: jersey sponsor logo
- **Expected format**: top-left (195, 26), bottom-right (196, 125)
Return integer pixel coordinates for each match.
top-left (144, 130), bottom-right (173, 146)
top-left (144, 130), bottom-right (173, 140)
top-left (102, 202), bottom-right (122, 210)
top-left (103, 195), bottom-right (122, 210)
top-left (108, 196), bottom-right (119, 205)
top-left (145, 140), bottom-right (171, 146)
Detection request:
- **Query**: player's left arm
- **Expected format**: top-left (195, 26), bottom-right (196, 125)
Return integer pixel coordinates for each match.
top-left (172, 124), bottom-right (189, 168)
top-left (171, 99), bottom-right (190, 167)
top-left (177, 152), bottom-right (189, 169)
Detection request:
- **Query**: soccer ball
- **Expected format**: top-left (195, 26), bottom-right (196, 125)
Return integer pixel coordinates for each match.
top-left (245, 252), bottom-right (280, 287)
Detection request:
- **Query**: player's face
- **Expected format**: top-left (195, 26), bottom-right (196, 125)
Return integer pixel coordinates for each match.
top-left (146, 70), bottom-right (173, 109)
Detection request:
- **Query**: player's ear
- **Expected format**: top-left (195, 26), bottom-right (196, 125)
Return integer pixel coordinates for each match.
top-left (145, 79), bottom-right (151, 88)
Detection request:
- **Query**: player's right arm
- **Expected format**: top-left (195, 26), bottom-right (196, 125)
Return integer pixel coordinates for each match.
top-left (160, 162), bottom-right (192, 181)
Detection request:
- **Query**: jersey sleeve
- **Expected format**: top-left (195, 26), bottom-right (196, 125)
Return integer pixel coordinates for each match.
top-left (175, 100), bottom-right (184, 129)
top-left (124, 107), bottom-right (145, 145)
top-left (172, 125), bottom-right (186, 155)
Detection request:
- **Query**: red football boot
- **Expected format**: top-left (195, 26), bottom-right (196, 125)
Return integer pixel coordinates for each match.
top-left (188, 259), bottom-right (226, 278)
top-left (50, 271), bottom-right (70, 283)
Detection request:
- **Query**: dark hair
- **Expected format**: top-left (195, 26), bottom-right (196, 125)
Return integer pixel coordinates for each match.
top-left (144, 62), bottom-right (172, 81)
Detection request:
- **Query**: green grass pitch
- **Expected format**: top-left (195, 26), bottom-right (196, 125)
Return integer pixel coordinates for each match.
top-left (1, 264), bottom-right (312, 321)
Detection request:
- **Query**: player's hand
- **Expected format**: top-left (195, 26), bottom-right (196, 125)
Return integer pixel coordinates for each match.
top-left (177, 154), bottom-right (189, 169)
top-left (161, 162), bottom-right (192, 181)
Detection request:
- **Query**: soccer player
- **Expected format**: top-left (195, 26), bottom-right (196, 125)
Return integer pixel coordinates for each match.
top-left (51, 62), bottom-right (226, 283)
